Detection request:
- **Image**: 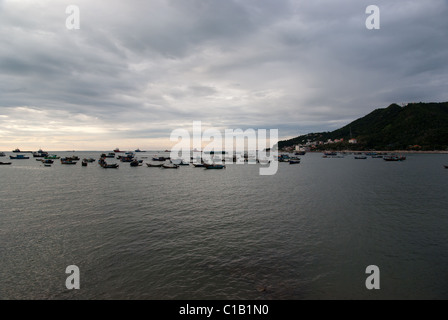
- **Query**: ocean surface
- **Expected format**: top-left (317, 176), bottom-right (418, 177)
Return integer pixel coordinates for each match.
top-left (1, 151), bottom-right (447, 299)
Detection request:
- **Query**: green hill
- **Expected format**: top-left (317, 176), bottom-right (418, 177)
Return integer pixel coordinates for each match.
top-left (279, 102), bottom-right (448, 151)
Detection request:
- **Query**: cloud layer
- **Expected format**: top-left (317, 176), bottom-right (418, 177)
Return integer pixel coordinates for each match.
top-left (1, 0), bottom-right (447, 150)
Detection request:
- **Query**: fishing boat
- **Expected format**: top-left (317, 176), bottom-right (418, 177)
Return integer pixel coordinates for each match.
top-left (152, 156), bottom-right (169, 161)
top-left (130, 160), bottom-right (142, 167)
top-left (0, 162), bottom-right (12, 165)
top-left (289, 160), bottom-right (300, 164)
top-left (162, 163), bottom-right (179, 169)
top-left (384, 155), bottom-right (406, 161)
top-left (104, 153), bottom-right (115, 158)
top-left (83, 158), bottom-right (95, 163)
top-left (204, 164), bottom-right (226, 169)
top-left (192, 163), bottom-right (206, 167)
top-left (61, 158), bottom-right (77, 165)
top-left (10, 154), bottom-right (29, 159)
top-left (102, 163), bottom-right (119, 168)
top-left (61, 156), bottom-right (79, 162)
top-left (45, 154), bottom-right (60, 159)
top-left (120, 155), bottom-right (135, 162)
top-left (33, 149), bottom-right (49, 157)
top-left (12, 148), bottom-right (21, 153)
top-left (44, 164), bottom-right (51, 167)
top-left (42, 159), bottom-right (54, 164)
top-left (146, 163), bottom-right (164, 167)
top-left (82, 161), bottom-right (88, 167)
top-left (171, 159), bottom-right (189, 166)
top-left (0, 152), bottom-right (5, 157)
top-left (99, 158), bottom-right (119, 168)
top-left (354, 156), bottom-right (367, 159)
top-left (113, 148), bottom-right (124, 153)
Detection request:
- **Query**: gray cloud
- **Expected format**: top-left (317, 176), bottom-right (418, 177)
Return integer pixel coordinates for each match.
top-left (1, 0), bottom-right (447, 150)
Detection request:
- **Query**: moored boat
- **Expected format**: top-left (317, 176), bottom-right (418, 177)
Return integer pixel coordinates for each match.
top-left (384, 155), bottom-right (406, 161)
top-left (0, 162), bottom-right (12, 165)
top-left (204, 164), bottom-right (226, 169)
top-left (61, 158), bottom-right (77, 164)
top-left (192, 163), bottom-right (206, 167)
top-left (0, 152), bottom-right (5, 157)
top-left (289, 160), bottom-right (300, 164)
top-left (444, 165), bottom-right (448, 169)
top-left (130, 160), bottom-right (142, 167)
top-left (355, 156), bottom-right (367, 159)
top-left (162, 163), bottom-right (179, 169)
top-left (152, 156), bottom-right (169, 161)
top-left (102, 163), bottom-right (119, 168)
top-left (146, 163), bottom-right (164, 167)
top-left (45, 154), bottom-right (60, 159)
top-left (10, 154), bottom-right (29, 159)
top-left (82, 161), bottom-right (88, 167)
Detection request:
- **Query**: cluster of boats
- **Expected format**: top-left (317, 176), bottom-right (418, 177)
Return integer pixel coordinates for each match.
top-left (2, 148), bottom-right (447, 169)
top-left (278, 154), bottom-right (301, 164)
top-left (321, 151), bottom-right (407, 161)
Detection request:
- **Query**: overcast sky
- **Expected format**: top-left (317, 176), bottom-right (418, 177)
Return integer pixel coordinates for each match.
top-left (1, 0), bottom-right (447, 150)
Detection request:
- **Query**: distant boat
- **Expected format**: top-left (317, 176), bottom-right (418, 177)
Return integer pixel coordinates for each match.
top-left (83, 158), bottom-right (95, 163)
top-left (192, 163), bottom-right (206, 167)
top-left (152, 156), bottom-right (169, 161)
top-left (289, 160), bottom-right (300, 164)
top-left (105, 153), bottom-right (115, 158)
top-left (102, 163), bottom-right (119, 168)
top-left (42, 159), bottom-right (54, 164)
top-left (162, 163), bottom-right (179, 169)
top-left (99, 158), bottom-right (119, 168)
top-left (354, 156), bottom-right (367, 159)
top-left (384, 155), bottom-right (406, 161)
top-left (12, 148), bottom-right (20, 153)
top-left (204, 164), bottom-right (226, 169)
top-left (45, 154), bottom-right (60, 159)
top-left (113, 148), bottom-right (124, 153)
top-left (0, 162), bottom-right (12, 165)
top-left (82, 161), bottom-right (88, 167)
top-left (294, 151), bottom-right (306, 155)
top-left (33, 149), bottom-right (48, 157)
top-left (10, 155), bottom-right (29, 159)
top-left (130, 160), bottom-right (142, 167)
top-left (171, 159), bottom-right (189, 166)
top-left (61, 159), bottom-right (77, 165)
top-left (146, 163), bottom-right (163, 167)
top-left (61, 156), bottom-right (79, 162)
top-left (0, 152), bottom-right (5, 157)
top-left (44, 164), bottom-right (51, 167)
top-left (135, 148), bottom-right (146, 152)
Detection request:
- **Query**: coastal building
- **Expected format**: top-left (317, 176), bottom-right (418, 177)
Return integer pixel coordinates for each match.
top-left (349, 138), bottom-right (357, 144)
